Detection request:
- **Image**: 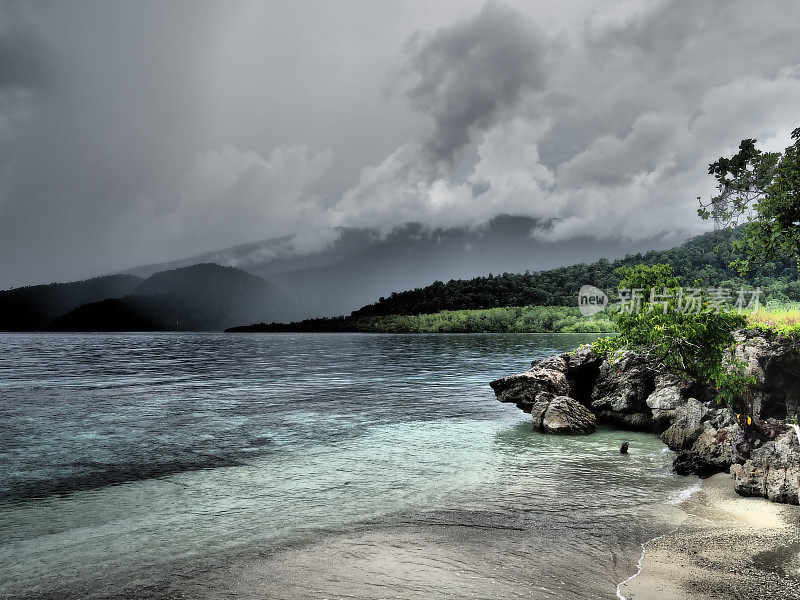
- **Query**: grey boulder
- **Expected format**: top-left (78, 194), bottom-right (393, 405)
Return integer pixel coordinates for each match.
top-left (531, 395), bottom-right (597, 435)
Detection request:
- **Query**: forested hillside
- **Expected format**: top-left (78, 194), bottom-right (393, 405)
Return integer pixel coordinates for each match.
top-left (0, 274), bottom-right (143, 331)
top-left (228, 228), bottom-right (799, 333)
top-left (350, 228), bottom-right (799, 318)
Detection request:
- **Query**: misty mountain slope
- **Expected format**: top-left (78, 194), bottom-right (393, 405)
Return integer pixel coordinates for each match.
top-left (115, 217), bottom-right (679, 319)
top-left (48, 264), bottom-right (306, 331)
top-left (0, 274), bottom-right (143, 331)
top-left (128, 264), bottom-right (305, 330)
top-left (348, 227), bottom-right (800, 318)
top-left (266, 218), bottom-right (678, 316)
top-left (124, 228), bottom-right (376, 279)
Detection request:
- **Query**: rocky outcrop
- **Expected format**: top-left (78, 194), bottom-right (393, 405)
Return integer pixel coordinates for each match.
top-left (490, 348), bottom-right (692, 434)
top-left (562, 347), bottom-right (603, 403)
top-left (489, 328), bottom-right (800, 503)
top-left (731, 428), bottom-right (800, 505)
top-left (660, 398), bottom-right (739, 477)
top-left (489, 355), bottom-right (570, 412)
top-left (673, 425), bottom-right (739, 477)
top-left (531, 395), bottom-right (597, 435)
top-left (590, 352), bottom-right (658, 430)
top-left (730, 329), bottom-right (800, 420)
top-left (660, 398), bottom-right (712, 450)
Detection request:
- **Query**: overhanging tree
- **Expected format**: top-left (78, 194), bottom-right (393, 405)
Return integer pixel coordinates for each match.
top-left (698, 127), bottom-right (800, 275)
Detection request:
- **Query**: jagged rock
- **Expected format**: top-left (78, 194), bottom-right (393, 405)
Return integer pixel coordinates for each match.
top-left (489, 356), bottom-right (570, 412)
top-left (563, 347), bottom-right (603, 404)
top-left (488, 329), bottom-right (800, 503)
top-left (530, 395), bottom-right (597, 435)
top-left (590, 352), bottom-right (658, 429)
top-left (534, 354), bottom-right (569, 372)
top-left (646, 373), bottom-right (692, 410)
top-left (732, 428), bottom-right (800, 505)
top-left (729, 329), bottom-right (800, 420)
top-left (564, 346), bottom-right (602, 371)
top-left (646, 373), bottom-right (693, 430)
top-left (492, 350), bottom-right (670, 431)
top-left (673, 425), bottom-right (738, 477)
top-left (660, 398), bottom-right (739, 477)
top-left (661, 398), bottom-right (710, 450)
top-left (731, 417), bottom-right (786, 461)
top-left (592, 355), bottom-right (724, 437)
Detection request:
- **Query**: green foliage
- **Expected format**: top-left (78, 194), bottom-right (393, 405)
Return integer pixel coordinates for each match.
top-left (710, 362), bottom-right (757, 414)
top-left (232, 228), bottom-right (800, 336)
top-left (232, 305), bottom-right (617, 334)
top-left (350, 305), bottom-right (615, 333)
top-left (700, 127), bottom-right (800, 274)
top-left (592, 264), bottom-right (749, 406)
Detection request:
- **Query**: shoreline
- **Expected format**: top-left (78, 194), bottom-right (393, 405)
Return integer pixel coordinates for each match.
top-left (620, 473), bottom-right (800, 599)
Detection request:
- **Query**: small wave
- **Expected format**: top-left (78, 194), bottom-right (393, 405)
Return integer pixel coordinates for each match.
top-left (667, 481), bottom-right (701, 505)
top-left (616, 483), bottom-right (696, 599)
top-left (616, 524), bottom-right (681, 600)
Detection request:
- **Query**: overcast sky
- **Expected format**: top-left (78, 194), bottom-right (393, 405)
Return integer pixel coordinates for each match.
top-left (1, 0), bottom-right (800, 287)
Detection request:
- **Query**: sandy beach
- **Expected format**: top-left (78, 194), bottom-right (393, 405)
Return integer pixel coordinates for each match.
top-left (620, 473), bottom-right (800, 600)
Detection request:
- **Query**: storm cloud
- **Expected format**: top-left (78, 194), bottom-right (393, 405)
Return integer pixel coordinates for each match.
top-left (337, 0), bottom-right (800, 241)
top-left (1, 0), bottom-right (800, 287)
top-left (402, 2), bottom-right (546, 165)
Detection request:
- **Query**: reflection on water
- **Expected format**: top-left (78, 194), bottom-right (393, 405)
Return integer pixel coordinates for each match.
top-left (0, 333), bottom-right (691, 599)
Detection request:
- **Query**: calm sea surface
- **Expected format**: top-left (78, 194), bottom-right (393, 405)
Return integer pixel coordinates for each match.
top-left (0, 333), bottom-right (695, 599)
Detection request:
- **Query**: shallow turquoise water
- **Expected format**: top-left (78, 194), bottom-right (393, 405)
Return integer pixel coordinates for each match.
top-left (0, 333), bottom-right (694, 599)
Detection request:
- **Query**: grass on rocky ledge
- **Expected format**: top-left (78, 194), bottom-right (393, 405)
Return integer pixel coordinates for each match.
top-left (747, 302), bottom-right (800, 336)
top-left (353, 302), bottom-right (800, 335)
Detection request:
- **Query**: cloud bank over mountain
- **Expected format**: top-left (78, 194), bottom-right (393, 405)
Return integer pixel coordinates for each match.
top-left (1, 0), bottom-right (800, 287)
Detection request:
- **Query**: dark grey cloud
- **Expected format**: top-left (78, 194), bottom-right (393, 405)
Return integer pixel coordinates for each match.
top-left (401, 1), bottom-right (545, 164)
top-left (0, 31), bottom-right (50, 91)
top-left (1, 0), bottom-right (472, 287)
top-left (0, 1), bottom-right (215, 286)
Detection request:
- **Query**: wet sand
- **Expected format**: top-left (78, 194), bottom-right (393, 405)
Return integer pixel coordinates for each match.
top-left (621, 473), bottom-right (800, 600)
top-left (210, 515), bottom-right (632, 599)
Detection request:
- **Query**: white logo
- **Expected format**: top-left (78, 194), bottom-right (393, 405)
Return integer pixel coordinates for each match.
top-left (578, 285), bottom-right (609, 316)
